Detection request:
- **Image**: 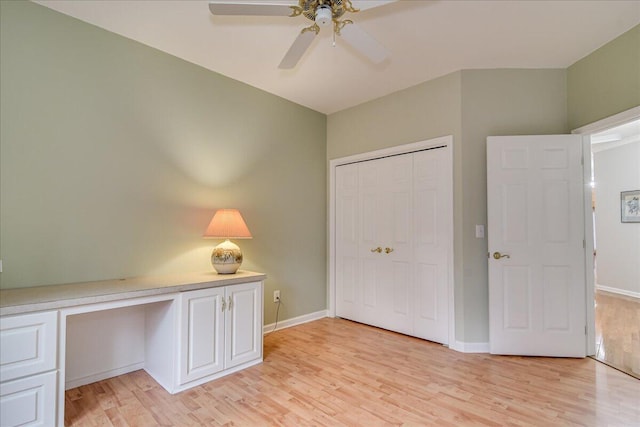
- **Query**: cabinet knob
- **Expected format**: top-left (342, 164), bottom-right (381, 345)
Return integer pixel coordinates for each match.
top-left (228, 296), bottom-right (233, 311)
top-left (221, 298), bottom-right (226, 311)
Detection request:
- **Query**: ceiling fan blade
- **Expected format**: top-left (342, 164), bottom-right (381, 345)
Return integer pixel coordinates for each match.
top-left (279, 30), bottom-right (316, 69)
top-left (339, 23), bottom-right (389, 64)
top-left (209, 1), bottom-right (295, 17)
top-left (351, 0), bottom-right (398, 12)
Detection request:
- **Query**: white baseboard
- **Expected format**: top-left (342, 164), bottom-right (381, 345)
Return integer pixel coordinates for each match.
top-left (596, 284), bottom-right (640, 299)
top-left (263, 310), bottom-right (328, 335)
top-left (449, 341), bottom-right (490, 353)
top-left (65, 362), bottom-right (145, 390)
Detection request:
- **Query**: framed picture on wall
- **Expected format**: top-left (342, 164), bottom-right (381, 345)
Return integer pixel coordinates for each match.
top-left (621, 190), bottom-right (640, 223)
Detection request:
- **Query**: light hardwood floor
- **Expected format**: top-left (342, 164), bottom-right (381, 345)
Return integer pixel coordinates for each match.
top-left (65, 318), bottom-right (639, 426)
top-left (594, 290), bottom-right (640, 378)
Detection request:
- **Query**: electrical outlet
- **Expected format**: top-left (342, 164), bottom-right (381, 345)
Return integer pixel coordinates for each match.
top-left (273, 290), bottom-right (280, 303)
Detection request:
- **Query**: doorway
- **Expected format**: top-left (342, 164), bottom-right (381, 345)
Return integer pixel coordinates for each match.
top-left (574, 106), bottom-right (640, 378)
top-left (589, 119), bottom-right (640, 378)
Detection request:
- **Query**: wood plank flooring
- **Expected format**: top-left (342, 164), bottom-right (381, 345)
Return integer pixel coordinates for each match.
top-left (65, 318), bottom-right (640, 426)
top-left (594, 290), bottom-right (640, 378)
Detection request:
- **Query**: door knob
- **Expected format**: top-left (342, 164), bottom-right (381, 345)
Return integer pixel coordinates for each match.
top-left (371, 247), bottom-right (382, 253)
top-left (385, 247), bottom-right (394, 254)
top-left (493, 252), bottom-right (510, 259)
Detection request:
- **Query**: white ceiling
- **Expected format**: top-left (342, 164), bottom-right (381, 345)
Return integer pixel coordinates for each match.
top-left (35, 0), bottom-right (640, 114)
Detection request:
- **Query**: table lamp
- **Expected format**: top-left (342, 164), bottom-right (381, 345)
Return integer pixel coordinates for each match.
top-left (203, 209), bottom-right (252, 274)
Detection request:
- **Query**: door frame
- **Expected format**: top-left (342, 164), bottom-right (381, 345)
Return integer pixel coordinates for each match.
top-left (572, 105), bottom-right (640, 356)
top-left (328, 135), bottom-right (455, 347)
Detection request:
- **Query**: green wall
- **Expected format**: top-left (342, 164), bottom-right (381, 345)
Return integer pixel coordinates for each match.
top-left (568, 25), bottom-right (640, 129)
top-left (327, 69), bottom-right (568, 343)
top-left (0, 1), bottom-right (327, 325)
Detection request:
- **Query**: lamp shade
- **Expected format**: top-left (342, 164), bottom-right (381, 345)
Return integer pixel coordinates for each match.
top-left (203, 209), bottom-right (252, 239)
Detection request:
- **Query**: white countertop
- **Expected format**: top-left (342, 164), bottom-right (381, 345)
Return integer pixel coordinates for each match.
top-left (0, 270), bottom-right (266, 316)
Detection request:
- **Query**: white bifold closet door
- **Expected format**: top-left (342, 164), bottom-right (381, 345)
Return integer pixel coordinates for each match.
top-left (335, 147), bottom-right (450, 344)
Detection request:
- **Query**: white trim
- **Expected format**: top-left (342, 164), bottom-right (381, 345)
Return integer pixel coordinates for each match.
top-left (596, 284), bottom-right (640, 300)
top-left (328, 135), bottom-right (455, 346)
top-left (572, 106), bottom-right (640, 135)
top-left (263, 310), bottom-right (328, 334)
top-left (581, 136), bottom-right (596, 357)
top-left (449, 341), bottom-right (490, 353)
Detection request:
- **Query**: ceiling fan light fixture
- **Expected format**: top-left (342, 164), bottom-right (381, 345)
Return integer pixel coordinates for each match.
top-left (209, 0), bottom-right (391, 69)
top-left (315, 5), bottom-right (332, 27)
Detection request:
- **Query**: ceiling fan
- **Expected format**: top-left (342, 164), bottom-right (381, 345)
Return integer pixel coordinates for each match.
top-left (208, 0), bottom-right (394, 69)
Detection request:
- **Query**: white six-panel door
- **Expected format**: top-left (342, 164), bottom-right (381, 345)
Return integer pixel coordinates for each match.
top-left (487, 135), bottom-right (586, 357)
top-left (336, 146), bottom-right (451, 344)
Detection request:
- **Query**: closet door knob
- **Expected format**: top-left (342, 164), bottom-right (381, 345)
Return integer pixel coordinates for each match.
top-left (385, 247), bottom-right (394, 254)
top-left (370, 247), bottom-right (382, 253)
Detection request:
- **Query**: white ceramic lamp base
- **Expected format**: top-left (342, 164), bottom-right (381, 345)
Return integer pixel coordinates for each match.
top-left (211, 239), bottom-right (243, 274)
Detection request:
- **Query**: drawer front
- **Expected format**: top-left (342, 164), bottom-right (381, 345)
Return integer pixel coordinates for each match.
top-left (1, 311), bottom-right (58, 382)
top-left (0, 370), bottom-right (57, 427)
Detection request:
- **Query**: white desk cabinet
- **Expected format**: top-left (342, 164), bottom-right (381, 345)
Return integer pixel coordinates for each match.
top-left (0, 270), bottom-right (265, 426)
top-left (178, 281), bottom-right (262, 388)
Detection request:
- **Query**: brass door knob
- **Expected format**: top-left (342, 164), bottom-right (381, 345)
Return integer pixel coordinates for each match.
top-left (385, 247), bottom-right (394, 254)
top-left (371, 247), bottom-right (382, 253)
top-left (493, 252), bottom-right (510, 259)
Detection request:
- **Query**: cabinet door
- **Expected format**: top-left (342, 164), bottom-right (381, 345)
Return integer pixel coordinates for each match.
top-left (178, 287), bottom-right (225, 385)
top-left (0, 371), bottom-right (57, 427)
top-left (225, 282), bottom-right (262, 369)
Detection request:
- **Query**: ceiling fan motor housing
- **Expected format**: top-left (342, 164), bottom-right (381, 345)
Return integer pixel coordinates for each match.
top-left (315, 5), bottom-right (332, 26)
top-left (299, 0), bottom-right (351, 22)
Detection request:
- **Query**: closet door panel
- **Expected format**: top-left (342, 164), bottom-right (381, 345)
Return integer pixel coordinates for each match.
top-left (336, 164), bottom-right (361, 321)
top-left (359, 160), bottom-right (385, 327)
top-left (383, 155), bottom-right (413, 333)
top-left (413, 149), bottom-right (450, 344)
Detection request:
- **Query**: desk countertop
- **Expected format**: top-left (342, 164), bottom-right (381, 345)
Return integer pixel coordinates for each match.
top-left (0, 270), bottom-right (266, 316)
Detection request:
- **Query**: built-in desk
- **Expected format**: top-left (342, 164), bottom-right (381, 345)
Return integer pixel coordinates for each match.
top-left (0, 271), bottom-right (265, 427)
